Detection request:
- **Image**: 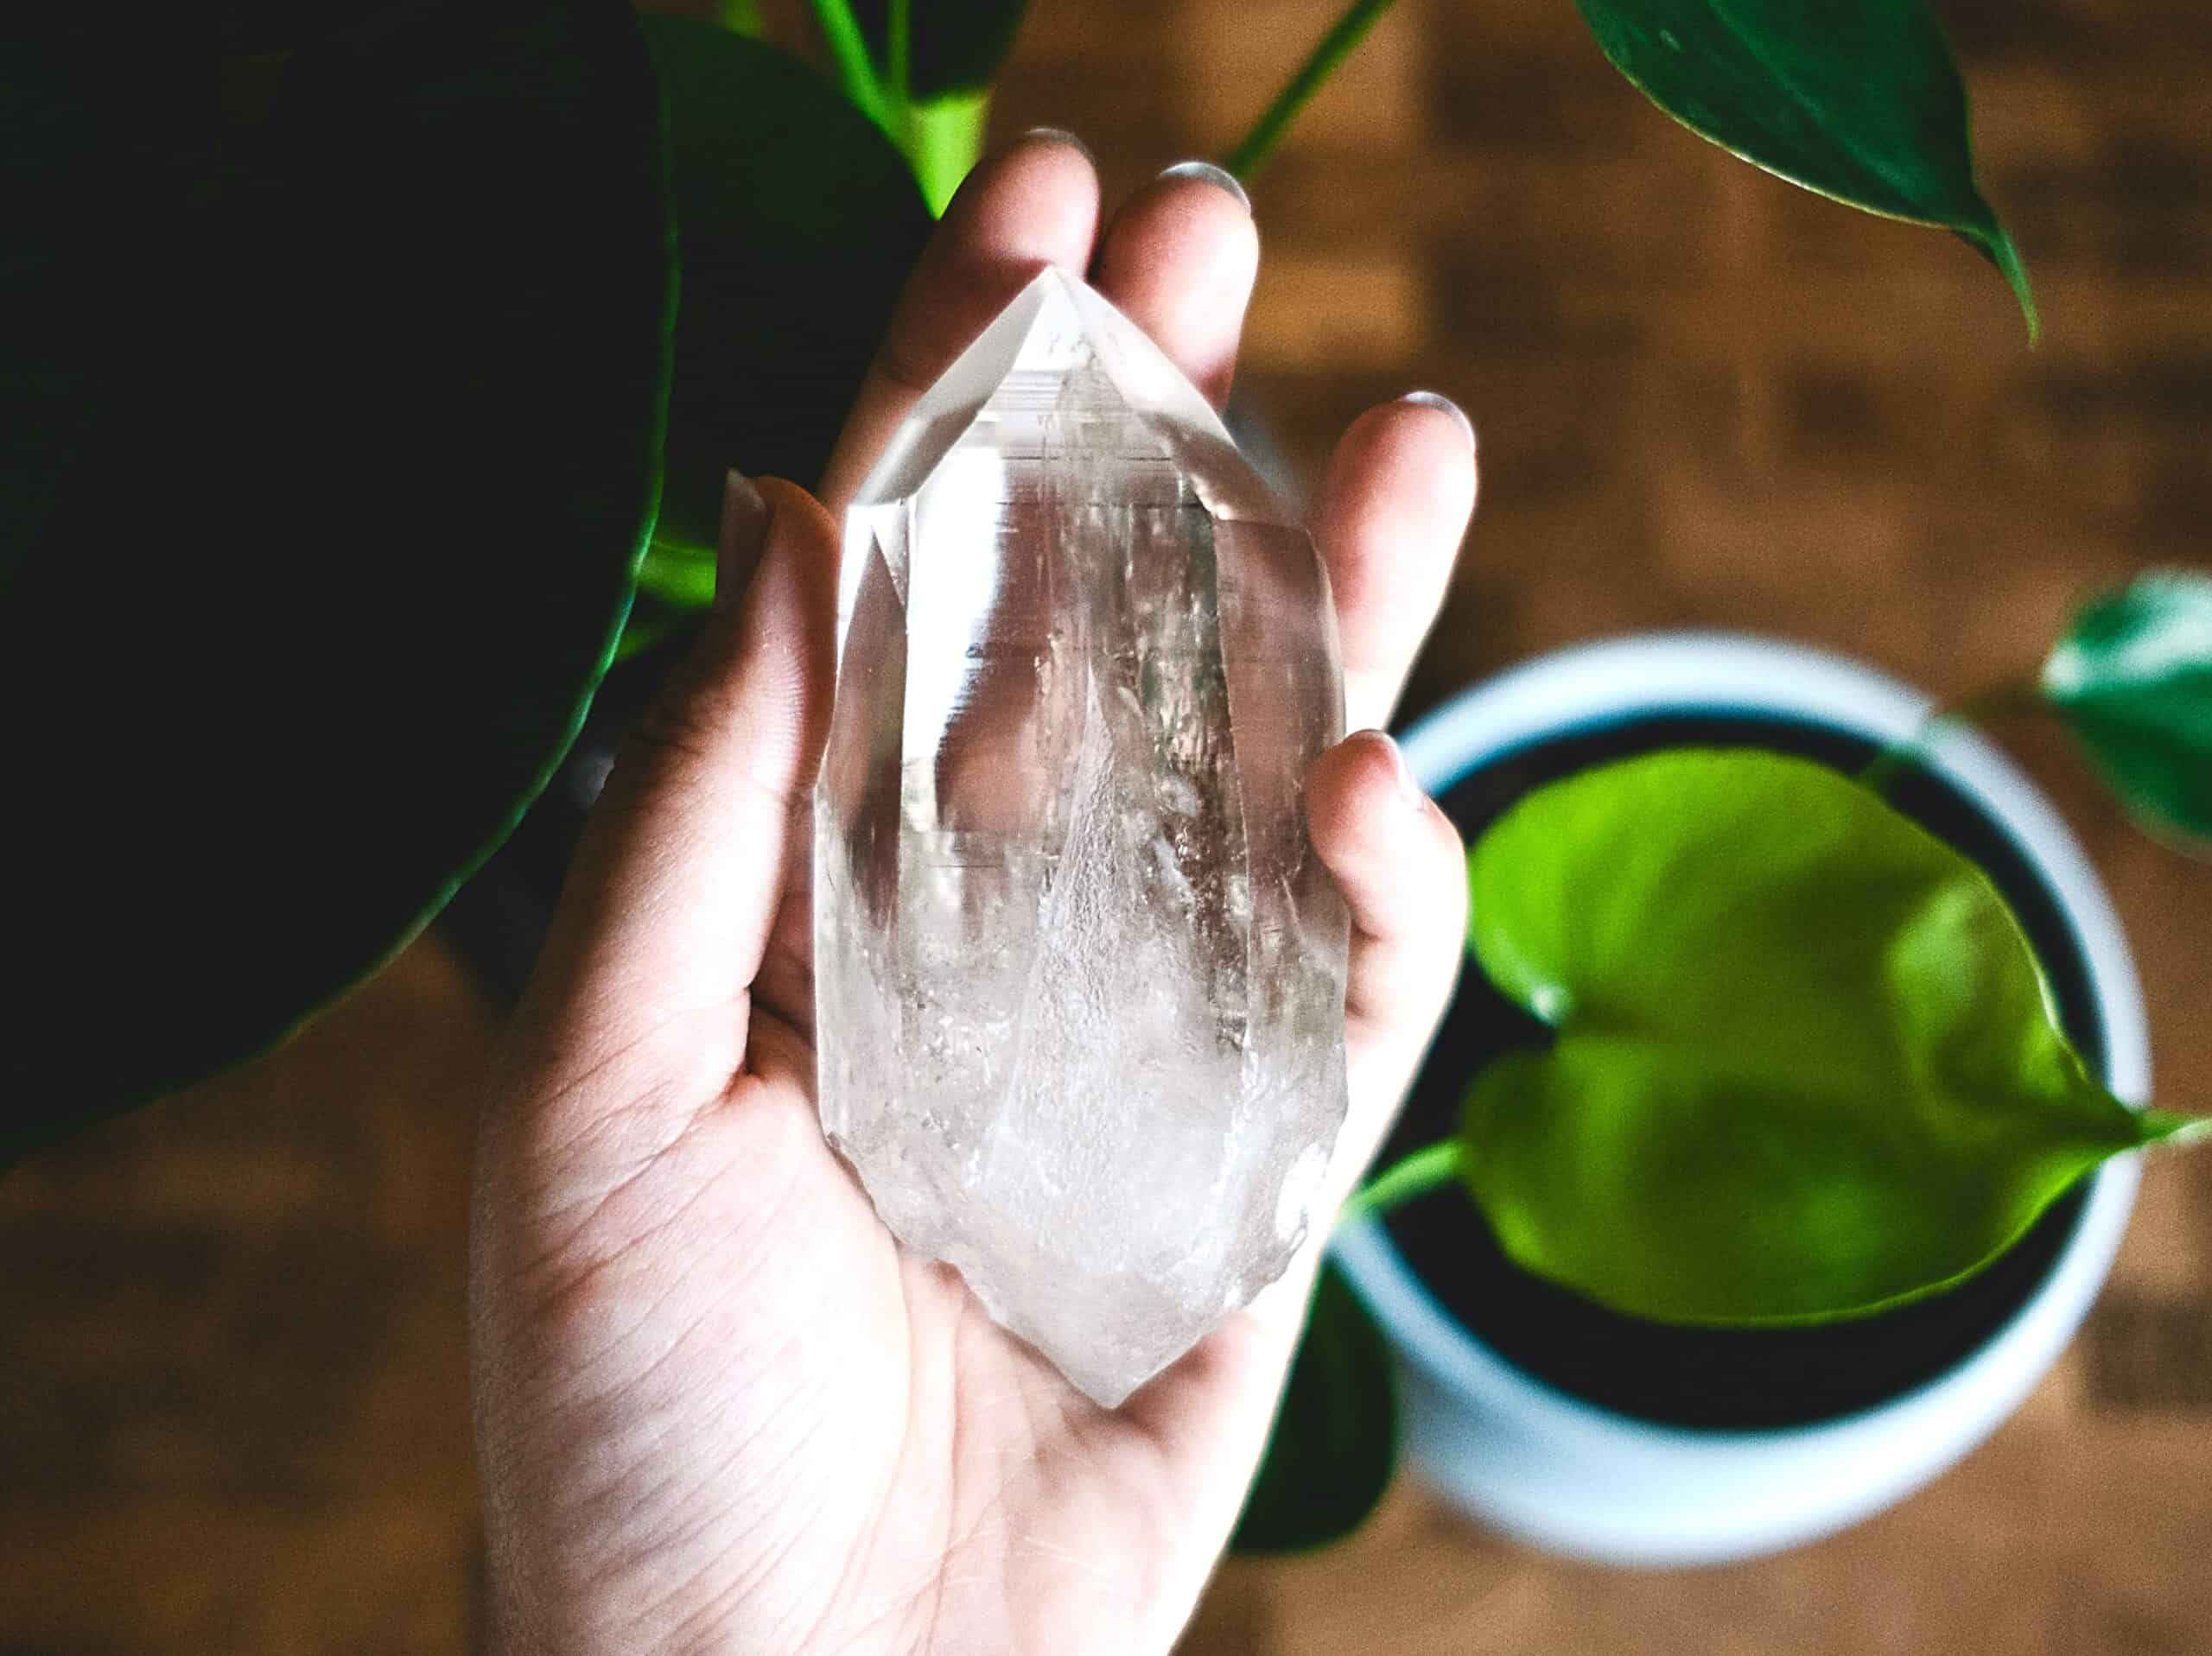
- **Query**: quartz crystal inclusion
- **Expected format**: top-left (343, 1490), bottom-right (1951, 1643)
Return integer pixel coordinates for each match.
top-left (814, 269), bottom-right (1349, 1406)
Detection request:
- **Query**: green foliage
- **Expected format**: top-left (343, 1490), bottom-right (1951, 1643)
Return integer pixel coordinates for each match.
top-left (1455, 750), bottom-right (2187, 1325)
top-left (852, 0), bottom-right (1029, 98)
top-left (1, 0), bottom-right (671, 1158)
top-left (637, 537), bottom-right (721, 611)
top-left (2042, 569), bottom-right (2212, 847)
top-left (1571, 0), bottom-right (2037, 334)
top-left (1223, 0), bottom-right (1402, 181)
top-left (643, 16), bottom-right (932, 554)
top-left (1231, 1261), bottom-right (1398, 1552)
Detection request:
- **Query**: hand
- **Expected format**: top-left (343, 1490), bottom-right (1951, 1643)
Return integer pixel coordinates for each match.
top-left (468, 135), bottom-right (1478, 1655)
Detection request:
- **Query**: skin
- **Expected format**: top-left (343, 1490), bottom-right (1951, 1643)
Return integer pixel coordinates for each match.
top-left (468, 134), bottom-right (1478, 1655)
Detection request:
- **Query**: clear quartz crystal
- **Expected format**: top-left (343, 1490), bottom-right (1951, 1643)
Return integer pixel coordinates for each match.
top-left (812, 268), bottom-right (1350, 1406)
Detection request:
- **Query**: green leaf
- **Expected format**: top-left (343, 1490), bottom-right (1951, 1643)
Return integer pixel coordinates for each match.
top-left (852, 0), bottom-right (1027, 98)
top-left (644, 16), bottom-right (931, 550)
top-left (637, 536), bottom-right (720, 611)
top-left (1572, 0), bottom-right (2037, 335)
top-left (2, 1), bottom-right (671, 1158)
top-left (901, 88), bottom-right (994, 217)
top-left (1459, 750), bottom-right (2182, 1325)
top-left (2041, 569), bottom-right (2212, 848)
top-left (1230, 1260), bottom-right (1398, 1553)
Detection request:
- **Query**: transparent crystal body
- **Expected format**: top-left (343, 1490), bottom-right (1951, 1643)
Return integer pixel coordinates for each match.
top-left (813, 269), bottom-right (1349, 1405)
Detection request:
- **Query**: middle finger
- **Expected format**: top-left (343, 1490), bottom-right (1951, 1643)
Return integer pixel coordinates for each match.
top-left (820, 130), bottom-right (1102, 511)
top-left (1089, 161), bottom-right (1260, 409)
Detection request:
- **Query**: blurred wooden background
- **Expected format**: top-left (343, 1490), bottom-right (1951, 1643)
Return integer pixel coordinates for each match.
top-left (5, 0), bottom-right (2209, 1648)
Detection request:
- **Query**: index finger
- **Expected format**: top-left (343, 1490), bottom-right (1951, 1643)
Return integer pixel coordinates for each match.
top-left (818, 132), bottom-right (1100, 511)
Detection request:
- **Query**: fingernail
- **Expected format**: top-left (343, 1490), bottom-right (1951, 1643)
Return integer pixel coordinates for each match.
top-left (715, 469), bottom-right (770, 612)
top-left (1361, 728), bottom-right (1427, 809)
top-left (1019, 126), bottom-right (1092, 162)
top-left (1157, 160), bottom-right (1251, 215)
top-left (1401, 390), bottom-right (1476, 454)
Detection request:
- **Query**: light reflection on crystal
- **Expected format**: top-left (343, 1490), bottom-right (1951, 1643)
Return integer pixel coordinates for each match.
top-left (813, 269), bottom-right (1349, 1405)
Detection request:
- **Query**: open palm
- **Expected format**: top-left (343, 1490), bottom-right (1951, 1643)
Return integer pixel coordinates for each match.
top-left (469, 136), bottom-right (1477, 1656)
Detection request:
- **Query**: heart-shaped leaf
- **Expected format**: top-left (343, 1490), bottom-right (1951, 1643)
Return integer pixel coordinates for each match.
top-left (1459, 750), bottom-right (2188, 1325)
top-left (2041, 569), bottom-right (2212, 848)
top-left (644, 15), bottom-right (932, 554)
top-left (2, 1), bottom-right (671, 1158)
top-left (1230, 1259), bottom-right (1398, 1553)
top-left (1572, 0), bottom-right (2037, 334)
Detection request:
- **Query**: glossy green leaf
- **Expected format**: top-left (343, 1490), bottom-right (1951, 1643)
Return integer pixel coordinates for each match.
top-left (2041, 569), bottom-right (2212, 847)
top-left (644, 16), bottom-right (931, 552)
top-left (1230, 1260), bottom-right (1398, 1553)
top-left (2, 1), bottom-right (671, 1158)
top-left (1459, 750), bottom-right (2187, 1325)
top-left (1573, 0), bottom-right (2037, 334)
top-left (853, 0), bottom-right (1028, 98)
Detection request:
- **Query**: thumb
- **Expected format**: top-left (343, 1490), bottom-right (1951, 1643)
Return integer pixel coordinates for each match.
top-left (518, 473), bottom-right (840, 1090)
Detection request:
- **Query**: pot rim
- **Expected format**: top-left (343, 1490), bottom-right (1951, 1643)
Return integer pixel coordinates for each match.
top-left (1333, 629), bottom-right (2151, 1450)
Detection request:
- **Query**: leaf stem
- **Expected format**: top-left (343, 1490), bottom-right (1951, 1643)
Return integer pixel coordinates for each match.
top-left (806, 0), bottom-right (893, 130)
top-left (2140, 1109), bottom-right (2209, 1147)
top-left (1860, 675), bottom-right (2047, 796)
top-left (904, 91), bottom-right (992, 216)
top-left (1223, 0), bottom-right (1400, 183)
top-left (1341, 1139), bottom-right (1462, 1223)
top-left (886, 0), bottom-right (911, 105)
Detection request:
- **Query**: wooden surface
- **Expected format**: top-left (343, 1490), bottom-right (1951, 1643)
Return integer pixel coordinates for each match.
top-left (0, 943), bottom-right (489, 1653)
top-left (6, 0), bottom-right (2211, 1649)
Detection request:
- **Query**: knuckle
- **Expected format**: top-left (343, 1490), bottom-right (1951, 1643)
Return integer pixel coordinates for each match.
top-left (626, 692), bottom-right (717, 771)
top-left (618, 653), bottom-right (738, 777)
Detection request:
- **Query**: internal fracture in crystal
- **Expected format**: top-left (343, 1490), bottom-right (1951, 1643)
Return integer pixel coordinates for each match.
top-left (813, 269), bottom-right (1350, 1406)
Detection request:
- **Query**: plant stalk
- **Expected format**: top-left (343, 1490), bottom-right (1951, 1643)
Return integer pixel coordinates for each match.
top-left (806, 0), bottom-right (893, 130)
top-left (1860, 675), bottom-right (2047, 796)
top-left (886, 0), bottom-right (911, 105)
top-left (1341, 1139), bottom-right (1462, 1223)
top-left (903, 92), bottom-right (991, 216)
top-left (2141, 1108), bottom-right (2209, 1146)
top-left (1224, 0), bottom-right (1402, 183)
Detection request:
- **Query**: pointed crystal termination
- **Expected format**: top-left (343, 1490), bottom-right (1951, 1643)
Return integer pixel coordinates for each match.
top-left (813, 268), bottom-right (1350, 1406)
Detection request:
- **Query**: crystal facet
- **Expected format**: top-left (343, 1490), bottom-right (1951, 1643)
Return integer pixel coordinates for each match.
top-left (813, 269), bottom-right (1350, 1406)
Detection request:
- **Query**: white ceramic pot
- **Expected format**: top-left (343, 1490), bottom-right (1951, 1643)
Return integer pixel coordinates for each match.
top-left (1332, 632), bottom-right (2152, 1568)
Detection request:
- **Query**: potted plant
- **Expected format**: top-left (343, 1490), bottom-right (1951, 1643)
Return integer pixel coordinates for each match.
top-left (1228, 574), bottom-right (2212, 1560)
top-left (9, 0), bottom-right (2208, 1572)
top-left (1323, 604), bottom-right (2211, 1564)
